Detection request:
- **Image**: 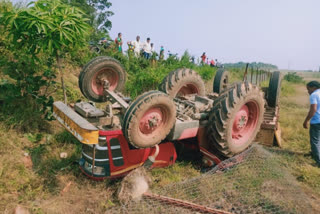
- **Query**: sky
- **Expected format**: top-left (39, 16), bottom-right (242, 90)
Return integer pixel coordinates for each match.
top-left (107, 0), bottom-right (320, 71)
top-left (11, 0), bottom-right (320, 71)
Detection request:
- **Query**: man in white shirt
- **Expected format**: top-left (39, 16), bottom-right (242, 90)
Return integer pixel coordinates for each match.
top-left (142, 38), bottom-right (152, 59)
top-left (131, 35), bottom-right (141, 57)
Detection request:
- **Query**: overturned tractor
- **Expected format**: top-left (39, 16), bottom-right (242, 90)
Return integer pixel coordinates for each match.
top-left (53, 56), bottom-right (281, 179)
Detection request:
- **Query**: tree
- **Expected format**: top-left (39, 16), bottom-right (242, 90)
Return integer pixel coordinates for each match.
top-left (62, 0), bottom-right (114, 33)
top-left (1, 0), bottom-right (91, 104)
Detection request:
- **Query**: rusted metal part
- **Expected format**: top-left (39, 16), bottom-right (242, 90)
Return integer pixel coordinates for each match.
top-left (103, 89), bottom-right (129, 109)
top-left (256, 106), bottom-right (281, 147)
top-left (103, 80), bottom-right (129, 109)
top-left (200, 146), bottom-right (222, 166)
top-left (143, 192), bottom-right (232, 214)
top-left (74, 102), bottom-right (104, 118)
top-left (217, 151), bottom-right (246, 171)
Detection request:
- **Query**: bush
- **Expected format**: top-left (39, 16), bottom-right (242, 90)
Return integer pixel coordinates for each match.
top-left (284, 72), bottom-right (304, 84)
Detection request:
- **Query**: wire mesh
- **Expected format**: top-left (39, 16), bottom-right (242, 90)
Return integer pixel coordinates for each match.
top-left (108, 145), bottom-right (320, 214)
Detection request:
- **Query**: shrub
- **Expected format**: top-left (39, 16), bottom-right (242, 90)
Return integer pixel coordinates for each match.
top-left (284, 72), bottom-right (304, 84)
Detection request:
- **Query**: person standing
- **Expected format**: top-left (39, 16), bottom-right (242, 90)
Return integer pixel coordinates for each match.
top-left (159, 46), bottom-right (165, 60)
top-left (210, 59), bottom-right (215, 67)
top-left (201, 52), bottom-right (206, 65)
top-left (303, 81), bottom-right (320, 167)
top-left (115, 32), bottom-right (123, 52)
top-left (131, 35), bottom-right (141, 57)
top-left (142, 38), bottom-right (152, 59)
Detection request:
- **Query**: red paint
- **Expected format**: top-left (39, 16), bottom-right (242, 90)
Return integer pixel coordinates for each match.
top-left (151, 143), bottom-right (177, 168)
top-left (200, 146), bottom-right (221, 165)
top-left (91, 68), bottom-right (119, 95)
top-left (139, 108), bottom-right (164, 135)
top-left (82, 129), bottom-right (177, 180)
top-left (178, 127), bottom-right (199, 140)
top-left (232, 101), bottom-right (260, 146)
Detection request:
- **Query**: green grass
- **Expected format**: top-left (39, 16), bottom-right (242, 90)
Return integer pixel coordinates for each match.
top-left (277, 81), bottom-right (320, 194)
top-left (1, 54), bottom-right (320, 213)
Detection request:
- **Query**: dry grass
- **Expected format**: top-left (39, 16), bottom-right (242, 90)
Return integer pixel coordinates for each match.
top-left (278, 79), bottom-right (320, 194)
top-left (1, 71), bottom-right (320, 213)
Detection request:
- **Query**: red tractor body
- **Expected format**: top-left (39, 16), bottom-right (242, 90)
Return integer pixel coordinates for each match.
top-left (79, 129), bottom-right (177, 180)
top-left (53, 57), bottom-right (281, 180)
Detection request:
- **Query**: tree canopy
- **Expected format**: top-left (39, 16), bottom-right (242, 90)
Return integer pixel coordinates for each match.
top-left (62, 0), bottom-right (114, 33)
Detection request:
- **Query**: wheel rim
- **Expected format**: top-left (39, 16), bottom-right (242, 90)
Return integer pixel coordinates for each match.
top-left (231, 100), bottom-right (260, 146)
top-left (177, 84), bottom-right (199, 96)
top-left (91, 68), bottom-right (119, 95)
top-left (139, 107), bottom-right (167, 137)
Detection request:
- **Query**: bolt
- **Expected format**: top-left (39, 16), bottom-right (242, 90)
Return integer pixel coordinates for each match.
top-left (148, 116), bottom-right (160, 128)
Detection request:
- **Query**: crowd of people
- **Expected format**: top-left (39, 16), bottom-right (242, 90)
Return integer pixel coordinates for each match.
top-left (113, 33), bottom-right (164, 60)
top-left (201, 52), bottom-right (222, 68)
top-left (109, 32), bottom-right (220, 66)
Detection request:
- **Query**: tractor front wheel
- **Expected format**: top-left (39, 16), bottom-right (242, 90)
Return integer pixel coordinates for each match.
top-left (122, 91), bottom-right (176, 148)
top-left (79, 56), bottom-right (126, 102)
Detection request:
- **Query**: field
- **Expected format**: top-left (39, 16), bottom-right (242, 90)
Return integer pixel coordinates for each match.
top-left (1, 69), bottom-right (320, 213)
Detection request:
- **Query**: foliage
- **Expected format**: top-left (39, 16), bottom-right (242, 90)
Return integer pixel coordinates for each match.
top-left (62, 0), bottom-right (114, 34)
top-left (283, 72), bottom-right (304, 84)
top-left (0, 0), bottom-right (90, 131)
top-left (224, 61), bottom-right (278, 70)
top-left (1, 0), bottom-right (90, 56)
top-left (280, 80), bottom-right (295, 97)
top-left (99, 49), bottom-right (218, 98)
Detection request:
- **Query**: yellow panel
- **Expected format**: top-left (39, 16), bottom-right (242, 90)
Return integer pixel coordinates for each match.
top-left (53, 104), bottom-right (99, 144)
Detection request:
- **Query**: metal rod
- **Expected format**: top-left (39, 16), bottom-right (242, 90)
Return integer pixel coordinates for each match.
top-left (143, 192), bottom-right (232, 214)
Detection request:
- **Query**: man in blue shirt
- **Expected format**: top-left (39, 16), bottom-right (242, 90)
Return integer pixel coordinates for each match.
top-left (303, 81), bottom-right (320, 166)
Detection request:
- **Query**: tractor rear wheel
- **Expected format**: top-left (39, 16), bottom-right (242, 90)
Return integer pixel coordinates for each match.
top-left (213, 68), bottom-right (229, 94)
top-left (159, 68), bottom-right (205, 98)
top-left (79, 56), bottom-right (126, 102)
top-left (207, 82), bottom-right (265, 157)
top-left (122, 91), bottom-right (176, 148)
top-left (267, 71), bottom-right (281, 107)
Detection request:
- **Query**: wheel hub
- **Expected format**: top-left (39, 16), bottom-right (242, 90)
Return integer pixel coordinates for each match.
top-left (231, 101), bottom-right (260, 145)
top-left (139, 108), bottom-right (163, 134)
top-left (91, 69), bottom-right (119, 95)
top-left (237, 115), bottom-right (248, 129)
top-left (233, 106), bottom-right (249, 133)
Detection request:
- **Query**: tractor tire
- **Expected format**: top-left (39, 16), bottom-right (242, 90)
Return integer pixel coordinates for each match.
top-left (79, 56), bottom-right (126, 102)
top-left (207, 82), bottom-right (265, 158)
top-left (79, 56), bottom-right (108, 96)
top-left (213, 68), bottom-right (229, 94)
top-left (267, 71), bottom-right (281, 107)
top-left (159, 68), bottom-right (205, 98)
top-left (122, 91), bottom-right (176, 148)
